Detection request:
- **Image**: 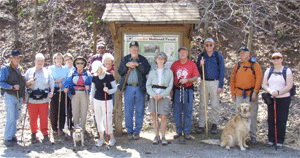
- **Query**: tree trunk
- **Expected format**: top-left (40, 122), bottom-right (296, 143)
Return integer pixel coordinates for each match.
top-left (90, 0), bottom-right (97, 55)
top-left (10, 0), bottom-right (21, 50)
top-left (203, 0), bottom-right (209, 39)
top-left (247, 4), bottom-right (254, 53)
top-left (32, 0), bottom-right (38, 59)
top-left (49, 0), bottom-right (57, 60)
top-left (247, 21), bottom-right (253, 53)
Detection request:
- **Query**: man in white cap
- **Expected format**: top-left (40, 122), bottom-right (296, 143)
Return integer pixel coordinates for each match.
top-left (196, 38), bottom-right (225, 134)
top-left (89, 41), bottom-right (107, 72)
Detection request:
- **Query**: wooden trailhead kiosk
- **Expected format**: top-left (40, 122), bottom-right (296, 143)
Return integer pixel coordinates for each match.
top-left (102, 2), bottom-right (200, 136)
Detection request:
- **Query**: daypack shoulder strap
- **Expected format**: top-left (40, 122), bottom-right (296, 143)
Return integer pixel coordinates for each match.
top-left (236, 60), bottom-right (241, 73)
top-left (282, 66), bottom-right (288, 82)
top-left (267, 67), bottom-right (274, 81)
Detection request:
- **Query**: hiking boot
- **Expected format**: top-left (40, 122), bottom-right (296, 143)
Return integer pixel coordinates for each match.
top-left (196, 127), bottom-right (205, 134)
top-left (53, 131), bottom-right (58, 136)
top-left (127, 133), bottom-right (133, 140)
top-left (42, 135), bottom-right (50, 143)
top-left (152, 136), bottom-right (160, 145)
top-left (267, 142), bottom-right (274, 147)
top-left (11, 136), bottom-right (18, 143)
top-left (210, 124), bottom-right (217, 134)
top-left (276, 143), bottom-right (283, 148)
top-left (161, 137), bottom-right (168, 146)
top-left (250, 137), bottom-right (257, 144)
top-left (184, 133), bottom-right (192, 140)
top-left (173, 133), bottom-right (182, 139)
top-left (96, 139), bottom-right (104, 147)
top-left (108, 137), bottom-right (116, 146)
top-left (31, 133), bottom-right (38, 144)
top-left (133, 133), bottom-right (140, 140)
top-left (4, 140), bottom-right (14, 147)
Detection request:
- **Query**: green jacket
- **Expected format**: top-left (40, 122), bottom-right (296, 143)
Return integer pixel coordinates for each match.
top-left (146, 67), bottom-right (173, 98)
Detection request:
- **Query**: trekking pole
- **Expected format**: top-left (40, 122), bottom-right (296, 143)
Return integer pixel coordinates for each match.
top-left (179, 84), bottom-right (186, 144)
top-left (104, 83), bottom-right (109, 146)
top-left (274, 98), bottom-right (277, 151)
top-left (155, 99), bottom-right (159, 137)
top-left (64, 91), bottom-right (68, 139)
top-left (21, 72), bottom-right (36, 145)
top-left (201, 56), bottom-right (208, 135)
top-left (58, 89), bottom-right (62, 136)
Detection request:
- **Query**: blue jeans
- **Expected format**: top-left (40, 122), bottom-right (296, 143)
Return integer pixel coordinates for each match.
top-left (173, 89), bottom-right (193, 134)
top-left (124, 86), bottom-right (145, 134)
top-left (4, 92), bottom-right (22, 140)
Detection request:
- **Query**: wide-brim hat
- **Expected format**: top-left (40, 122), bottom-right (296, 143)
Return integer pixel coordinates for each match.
top-left (73, 56), bottom-right (87, 68)
top-left (10, 50), bottom-right (22, 57)
top-left (91, 60), bottom-right (106, 73)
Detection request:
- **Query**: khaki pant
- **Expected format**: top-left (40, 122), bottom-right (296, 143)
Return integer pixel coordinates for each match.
top-left (71, 91), bottom-right (88, 130)
top-left (198, 80), bottom-right (220, 127)
top-left (235, 95), bottom-right (258, 138)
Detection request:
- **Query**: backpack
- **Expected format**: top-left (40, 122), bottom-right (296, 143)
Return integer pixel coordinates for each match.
top-left (198, 51), bottom-right (220, 74)
top-left (267, 66), bottom-right (296, 96)
top-left (235, 57), bottom-right (257, 77)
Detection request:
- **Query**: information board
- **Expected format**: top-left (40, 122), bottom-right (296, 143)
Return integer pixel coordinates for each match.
top-left (124, 34), bottom-right (179, 69)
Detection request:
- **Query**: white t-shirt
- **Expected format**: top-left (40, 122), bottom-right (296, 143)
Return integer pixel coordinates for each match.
top-left (155, 68), bottom-right (164, 94)
top-left (264, 66), bottom-right (292, 98)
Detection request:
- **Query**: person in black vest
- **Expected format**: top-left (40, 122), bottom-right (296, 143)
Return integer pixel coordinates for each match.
top-left (118, 41), bottom-right (151, 140)
top-left (90, 61), bottom-right (117, 147)
top-left (0, 50), bottom-right (26, 147)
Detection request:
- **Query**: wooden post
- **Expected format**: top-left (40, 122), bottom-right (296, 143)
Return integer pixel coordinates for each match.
top-left (110, 23), bottom-right (123, 136)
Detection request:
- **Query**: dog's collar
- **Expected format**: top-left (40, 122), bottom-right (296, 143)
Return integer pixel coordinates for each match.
top-left (239, 113), bottom-right (250, 120)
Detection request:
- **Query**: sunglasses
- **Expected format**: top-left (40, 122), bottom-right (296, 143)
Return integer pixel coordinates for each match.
top-left (76, 62), bottom-right (85, 65)
top-left (271, 57), bottom-right (282, 60)
top-left (206, 44), bottom-right (213, 47)
top-left (98, 47), bottom-right (105, 49)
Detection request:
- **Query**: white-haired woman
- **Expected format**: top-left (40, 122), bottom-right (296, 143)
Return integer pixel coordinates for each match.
top-left (146, 52), bottom-right (173, 145)
top-left (25, 53), bottom-right (55, 143)
top-left (48, 52), bottom-right (70, 136)
top-left (262, 52), bottom-right (293, 148)
top-left (90, 61), bottom-right (117, 147)
top-left (102, 53), bottom-right (114, 76)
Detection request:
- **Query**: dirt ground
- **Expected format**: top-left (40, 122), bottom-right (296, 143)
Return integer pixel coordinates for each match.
top-left (0, 94), bottom-right (300, 158)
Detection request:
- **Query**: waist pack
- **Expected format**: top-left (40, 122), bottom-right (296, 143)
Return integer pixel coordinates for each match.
top-left (30, 89), bottom-right (48, 100)
top-left (262, 92), bottom-right (272, 105)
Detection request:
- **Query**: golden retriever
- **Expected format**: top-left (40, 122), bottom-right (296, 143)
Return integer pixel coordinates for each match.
top-left (201, 103), bottom-right (252, 150)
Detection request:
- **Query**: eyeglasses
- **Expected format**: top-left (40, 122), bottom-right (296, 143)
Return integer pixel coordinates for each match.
top-left (271, 57), bottom-right (282, 60)
top-left (206, 44), bottom-right (213, 47)
top-left (98, 47), bottom-right (105, 49)
top-left (76, 63), bottom-right (85, 65)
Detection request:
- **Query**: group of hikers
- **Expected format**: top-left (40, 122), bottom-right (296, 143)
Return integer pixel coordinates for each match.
top-left (0, 38), bottom-right (294, 149)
